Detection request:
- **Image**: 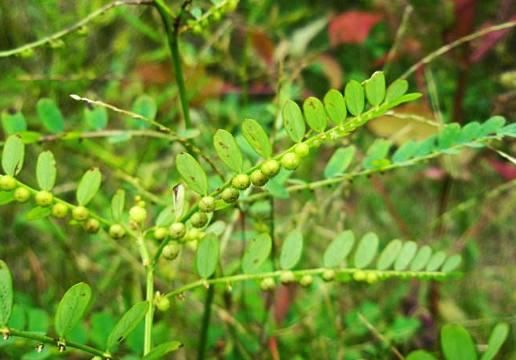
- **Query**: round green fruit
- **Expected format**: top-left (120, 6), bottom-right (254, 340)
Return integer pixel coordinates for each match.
top-left (72, 206), bottom-right (89, 221)
top-left (260, 159), bottom-right (280, 178)
top-left (13, 187), bottom-right (30, 203)
top-left (280, 271), bottom-right (296, 284)
top-left (299, 275), bottom-right (313, 287)
top-left (129, 206), bottom-right (147, 224)
top-left (294, 143), bottom-right (310, 158)
top-left (281, 152), bottom-right (300, 170)
top-left (153, 227), bottom-right (169, 240)
top-left (184, 228), bottom-right (204, 242)
top-left (199, 196), bottom-right (216, 212)
top-left (221, 187), bottom-right (239, 203)
top-left (191, 212), bottom-right (208, 228)
top-left (0, 175), bottom-right (17, 191)
top-left (322, 269), bottom-right (336, 282)
top-left (52, 203), bottom-right (69, 219)
top-left (250, 169), bottom-right (268, 186)
top-left (155, 294), bottom-right (171, 312)
top-left (169, 222), bottom-right (186, 240)
top-left (35, 191), bottom-right (53, 207)
top-left (109, 224), bottom-right (126, 239)
top-left (260, 277), bottom-right (275, 291)
top-left (83, 218), bottom-right (100, 234)
top-left (162, 242), bottom-right (181, 260)
top-left (231, 174), bottom-right (250, 190)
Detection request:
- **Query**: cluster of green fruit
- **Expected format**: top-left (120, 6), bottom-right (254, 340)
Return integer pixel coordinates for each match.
top-left (187, 0), bottom-right (239, 34)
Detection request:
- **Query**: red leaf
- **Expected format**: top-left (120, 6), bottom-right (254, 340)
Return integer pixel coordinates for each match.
top-left (328, 11), bottom-right (382, 45)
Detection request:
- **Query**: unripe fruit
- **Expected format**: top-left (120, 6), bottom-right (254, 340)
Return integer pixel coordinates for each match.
top-left (281, 152), bottom-right (300, 170)
top-left (83, 218), bottom-right (100, 234)
top-left (260, 277), bottom-right (275, 291)
top-left (199, 196), bottom-right (216, 212)
top-left (250, 169), bottom-right (268, 187)
top-left (72, 206), bottom-right (89, 221)
top-left (191, 212), bottom-right (208, 228)
top-left (294, 143), bottom-right (310, 158)
top-left (154, 227), bottom-right (169, 240)
top-left (366, 272), bottom-right (378, 284)
top-left (231, 174), bottom-right (250, 190)
top-left (260, 159), bottom-right (280, 178)
top-left (129, 206), bottom-right (147, 224)
top-left (35, 191), bottom-right (53, 207)
top-left (0, 175), bottom-right (17, 191)
top-left (322, 269), bottom-right (336, 282)
top-left (13, 187), bottom-right (30, 203)
top-left (162, 242), bottom-right (181, 260)
top-left (169, 222), bottom-right (186, 240)
top-left (155, 294), bottom-right (171, 312)
top-left (280, 271), bottom-right (296, 284)
top-left (184, 228), bottom-right (204, 242)
top-left (109, 224), bottom-right (126, 239)
top-left (353, 270), bottom-right (367, 282)
top-left (52, 203), bottom-right (69, 218)
top-left (299, 274), bottom-right (313, 287)
top-left (221, 187), bottom-right (239, 203)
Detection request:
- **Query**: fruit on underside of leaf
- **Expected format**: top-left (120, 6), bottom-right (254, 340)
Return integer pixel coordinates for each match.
top-left (13, 187), bottom-right (30, 203)
top-left (35, 191), bottom-right (53, 207)
top-left (72, 206), bottom-right (89, 221)
top-left (221, 187), bottom-right (240, 203)
top-left (231, 174), bottom-right (251, 190)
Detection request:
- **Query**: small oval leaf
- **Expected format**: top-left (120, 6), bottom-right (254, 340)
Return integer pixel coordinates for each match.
top-left (385, 79), bottom-right (408, 103)
top-left (2, 135), bottom-right (25, 176)
top-left (303, 97), bottom-right (327, 132)
top-left (426, 251), bottom-right (447, 272)
top-left (324, 146), bottom-right (356, 178)
top-left (242, 233), bottom-right (272, 274)
top-left (76, 168), bottom-right (102, 206)
top-left (481, 323), bottom-right (510, 360)
top-left (323, 230), bottom-right (355, 268)
top-left (36, 151), bottom-right (57, 191)
top-left (213, 129), bottom-right (243, 172)
top-left (1, 110), bottom-right (27, 135)
top-left (407, 350), bottom-right (438, 360)
top-left (376, 239), bottom-right (402, 271)
top-left (441, 324), bottom-right (477, 360)
top-left (441, 254), bottom-right (462, 273)
top-left (323, 89), bottom-right (347, 124)
top-left (345, 80), bottom-right (365, 116)
top-left (354, 232), bottom-right (379, 269)
top-left (241, 119), bottom-right (272, 158)
top-left (196, 235), bottom-right (219, 278)
top-left (55, 282), bottom-right (92, 338)
top-left (84, 107), bottom-right (108, 130)
top-left (280, 230), bottom-right (303, 270)
top-left (394, 241), bottom-right (418, 271)
top-left (0, 260), bottom-right (13, 326)
top-left (410, 246), bottom-right (432, 271)
top-left (37, 98), bottom-right (65, 133)
top-left (111, 189), bottom-right (125, 222)
top-left (282, 100), bottom-right (306, 143)
top-left (106, 301), bottom-right (149, 351)
top-left (176, 153), bottom-right (208, 195)
top-left (365, 71), bottom-right (386, 106)
top-left (143, 341), bottom-right (183, 360)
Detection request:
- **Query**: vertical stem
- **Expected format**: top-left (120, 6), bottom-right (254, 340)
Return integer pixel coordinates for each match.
top-left (137, 234), bottom-right (154, 355)
top-left (197, 284), bottom-right (215, 360)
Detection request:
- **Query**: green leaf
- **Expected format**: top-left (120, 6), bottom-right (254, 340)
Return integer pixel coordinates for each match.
top-left (303, 97), bottom-right (327, 132)
top-left (414, 136), bottom-right (436, 157)
top-left (37, 98), bottom-right (64, 133)
top-left (111, 189), bottom-right (125, 221)
top-left (323, 230), bottom-right (355, 268)
top-left (1, 110), bottom-right (27, 135)
top-left (323, 89), bottom-right (347, 124)
top-left (392, 141), bottom-right (418, 163)
top-left (441, 324), bottom-right (477, 360)
top-left (132, 95), bottom-right (157, 120)
top-left (280, 230), bottom-right (303, 270)
top-left (438, 124), bottom-right (461, 149)
top-left (324, 146), bottom-right (356, 178)
top-left (156, 206), bottom-right (175, 227)
top-left (498, 123), bottom-right (516, 138)
top-left (385, 79), bottom-right (408, 102)
top-left (385, 93), bottom-right (422, 108)
top-left (354, 232), bottom-right (379, 269)
top-left (2, 135), bottom-right (25, 176)
top-left (426, 251), bottom-right (446, 272)
top-left (406, 350), bottom-right (438, 360)
top-left (176, 153), bottom-right (208, 195)
top-left (441, 254), bottom-right (462, 273)
top-left (0, 192), bottom-right (14, 205)
top-left (106, 301), bottom-right (149, 351)
top-left (345, 80), bottom-right (365, 116)
top-left (481, 323), bottom-right (510, 360)
top-left (196, 235), bottom-right (219, 278)
top-left (142, 341), bottom-right (183, 360)
top-left (365, 71), bottom-right (386, 106)
top-left (376, 239), bottom-right (402, 270)
top-left (480, 116), bottom-right (506, 136)
top-left (363, 139), bottom-right (392, 169)
top-left (282, 100), bottom-right (306, 143)
top-left (25, 206), bottom-right (51, 221)
top-left (36, 151), bottom-right (57, 191)
top-left (84, 107), bottom-right (108, 130)
top-left (410, 245), bottom-right (432, 271)
top-left (460, 122), bottom-right (482, 143)
top-left (394, 241), bottom-right (418, 271)
top-left (28, 308), bottom-right (49, 334)
top-left (76, 168), bottom-right (102, 206)
top-left (241, 119), bottom-right (272, 158)
top-left (55, 282), bottom-right (92, 339)
top-left (242, 233), bottom-right (272, 274)
top-left (0, 260), bottom-right (13, 326)
top-left (213, 129), bottom-right (243, 172)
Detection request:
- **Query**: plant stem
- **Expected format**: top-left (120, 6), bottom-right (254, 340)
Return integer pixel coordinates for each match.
top-left (137, 234), bottom-right (154, 355)
top-left (197, 284), bottom-right (215, 360)
top-left (4, 328), bottom-right (111, 358)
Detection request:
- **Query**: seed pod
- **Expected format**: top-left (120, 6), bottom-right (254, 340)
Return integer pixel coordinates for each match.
top-left (162, 242), bottom-right (181, 260)
top-left (260, 277), bottom-right (275, 291)
top-left (294, 143), bottom-right (310, 158)
top-left (191, 212), bottom-right (208, 228)
top-left (299, 274), bottom-right (313, 287)
top-left (322, 269), bottom-right (336, 282)
top-left (52, 203), bottom-right (69, 218)
top-left (35, 191), bottom-right (53, 207)
top-left (109, 224), bottom-right (126, 239)
top-left (221, 187), bottom-right (239, 203)
top-left (0, 175), bottom-right (17, 191)
top-left (72, 206), bottom-right (89, 221)
top-left (199, 196), bottom-right (216, 212)
top-left (129, 206), bottom-right (147, 224)
top-left (83, 218), bottom-right (100, 233)
top-left (280, 271), bottom-right (296, 284)
top-left (153, 227), bottom-right (169, 240)
top-left (231, 174), bottom-right (250, 190)
top-left (13, 187), bottom-right (30, 203)
top-left (281, 152), bottom-right (300, 170)
top-left (250, 169), bottom-right (268, 186)
top-left (169, 222), bottom-right (186, 239)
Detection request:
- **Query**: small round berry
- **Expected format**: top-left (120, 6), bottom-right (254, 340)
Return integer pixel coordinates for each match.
top-left (366, 272), bottom-right (378, 284)
top-left (83, 218), bottom-right (100, 233)
top-left (260, 159), bottom-right (280, 178)
top-left (162, 242), bottom-right (181, 260)
top-left (35, 191), bottom-right (53, 207)
top-left (154, 227), bottom-right (169, 240)
top-left (13, 187), bottom-right (30, 203)
top-left (169, 222), bottom-right (186, 240)
top-left (221, 187), bottom-right (239, 203)
top-left (322, 269), bottom-right (336, 282)
top-left (311, 139), bottom-right (322, 148)
top-left (299, 275), bottom-right (313, 287)
top-left (109, 224), bottom-right (126, 239)
top-left (294, 143), bottom-right (310, 158)
top-left (281, 152), bottom-right (300, 170)
top-left (191, 212), bottom-right (208, 228)
top-left (129, 206), bottom-right (147, 224)
top-left (52, 203), bottom-right (69, 218)
top-left (250, 169), bottom-right (268, 187)
top-left (155, 294), bottom-right (171, 312)
top-left (353, 270), bottom-right (367, 282)
top-left (260, 277), bottom-right (275, 291)
top-left (72, 206), bottom-right (89, 221)
top-left (184, 228), bottom-right (204, 242)
top-left (280, 271), bottom-right (296, 284)
top-left (199, 196), bottom-right (216, 212)
top-left (231, 174), bottom-right (250, 190)
top-left (0, 175), bottom-right (17, 191)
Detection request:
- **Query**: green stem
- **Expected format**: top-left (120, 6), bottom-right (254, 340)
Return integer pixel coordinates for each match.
top-left (3, 328), bottom-right (111, 358)
top-left (197, 284), bottom-right (215, 360)
top-left (137, 234), bottom-right (154, 355)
